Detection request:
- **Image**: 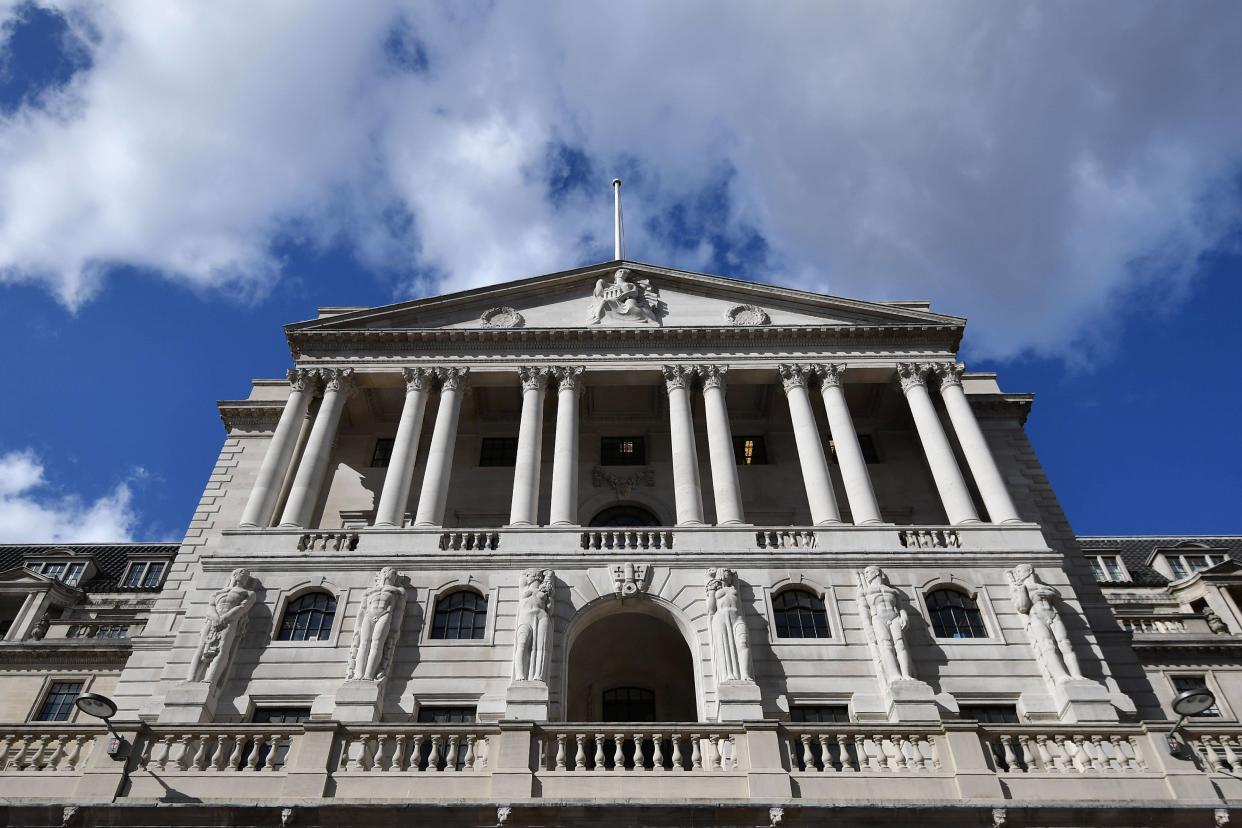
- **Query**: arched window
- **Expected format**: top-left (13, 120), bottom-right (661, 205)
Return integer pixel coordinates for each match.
top-left (277, 591), bottom-right (336, 641)
top-left (926, 588), bottom-right (987, 639)
top-left (772, 589), bottom-right (831, 638)
top-left (589, 505), bottom-right (660, 527)
top-left (431, 590), bottom-right (488, 640)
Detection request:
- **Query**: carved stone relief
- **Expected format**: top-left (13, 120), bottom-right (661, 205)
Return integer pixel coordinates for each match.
top-left (1007, 564), bottom-right (1084, 686)
top-left (187, 568), bottom-right (257, 686)
top-left (857, 566), bottom-right (915, 686)
top-left (610, 562), bottom-right (649, 597)
top-left (725, 304), bottom-right (770, 326)
top-left (346, 567), bottom-right (407, 681)
top-left (512, 568), bottom-right (554, 682)
top-left (587, 268), bottom-right (663, 326)
top-left (592, 466), bottom-right (655, 499)
top-left (705, 568), bottom-right (753, 682)
top-left (480, 307), bottom-right (525, 328)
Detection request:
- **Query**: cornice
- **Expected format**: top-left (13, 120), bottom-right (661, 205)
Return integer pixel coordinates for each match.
top-left (218, 400), bottom-right (286, 434)
top-left (0, 640), bottom-right (133, 668)
top-left (968, 393), bottom-right (1034, 425)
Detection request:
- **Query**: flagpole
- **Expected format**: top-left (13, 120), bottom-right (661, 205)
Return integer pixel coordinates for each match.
top-left (612, 178), bottom-right (623, 260)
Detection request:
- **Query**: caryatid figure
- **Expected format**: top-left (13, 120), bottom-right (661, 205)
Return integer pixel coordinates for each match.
top-left (1007, 564), bottom-right (1084, 684)
top-left (706, 568), bottom-right (753, 682)
top-left (187, 568), bottom-right (257, 685)
top-left (512, 568), bottom-right (554, 682)
top-left (858, 566), bottom-right (913, 683)
top-left (346, 567), bottom-right (407, 681)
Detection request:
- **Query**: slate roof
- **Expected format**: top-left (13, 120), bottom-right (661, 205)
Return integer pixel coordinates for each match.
top-left (1077, 536), bottom-right (1242, 587)
top-left (0, 542), bottom-right (179, 593)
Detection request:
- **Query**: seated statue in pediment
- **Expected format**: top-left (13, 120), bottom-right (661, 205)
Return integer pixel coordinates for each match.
top-left (587, 268), bottom-right (662, 326)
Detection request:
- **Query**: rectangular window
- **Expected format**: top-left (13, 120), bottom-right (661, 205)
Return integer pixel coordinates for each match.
top-left (35, 681), bottom-right (84, 722)
top-left (790, 705), bottom-right (850, 723)
top-left (416, 706), bottom-right (477, 724)
top-left (416, 706), bottom-right (477, 771)
top-left (123, 562), bottom-right (167, 589)
top-left (827, 434), bottom-right (880, 464)
top-left (1090, 556), bottom-right (1125, 582)
top-left (141, 562), bottom-right (166, 588)
top-left (370, 438), bottom-right (395, 468)
top-left (958, 704), bottom-right (1020, 724)
top-left (41, 563), bottom-right (65, 580)
top-left (732, 436), bottom-right (768, 465)
top-left (123, 564), bottom-right (146, 588)
top-left (479, 437), bottom-right (519, 467)
top-left (1167, 557), bottom-right (1189, 579)
top-left (64, 562), bottom-right (86, 585)
top-left (252, 707), bottom-right (311, 724)
top-left (1171, 675), bottom-right (1221, 717)
top-left (601, 436), bottom-right (645, 466)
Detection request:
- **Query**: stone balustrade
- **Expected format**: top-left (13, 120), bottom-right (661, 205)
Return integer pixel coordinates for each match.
top-left (579, 530), bottom-right (675, 551)
top-left (1186, 729), bottom-right (1242, 774)
top-left (979, 727), bottom-right (1146, 773)
top-left (438, 531), bottom-right (500, 551)
top-left (1119, 617), bottom-right (1189, 634)
top-left (899, 528), bottom-right (962, 549)
top-left (338, 724), bottom-right (496, 772)
top-left (0, 726), bottom-right (96, 772)
top-left (787, 727), bottom-right (940, 772)
top-left (297, 531), bottom-right (359, 551)
top-left (139, 726), bottom-right (299, 773)
top-left (539, 725), bottom-right (740, 772)
top-left (755, 529), bottom-right (816, 549)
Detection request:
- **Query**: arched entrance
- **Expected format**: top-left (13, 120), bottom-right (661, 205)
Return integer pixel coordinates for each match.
top-left (565, 602), bottom-right (698, 722)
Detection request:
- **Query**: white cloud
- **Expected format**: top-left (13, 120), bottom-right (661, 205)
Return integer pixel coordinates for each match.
top-left (0, 449), bottom-right (139, 542)
top-left (0, 2), bottom-right (1240, 360)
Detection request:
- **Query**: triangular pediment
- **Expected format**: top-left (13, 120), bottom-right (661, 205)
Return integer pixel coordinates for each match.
top-left (0, 566), bottom-right (55, 586)
top-left (290, 260), bottom-right (962, 333)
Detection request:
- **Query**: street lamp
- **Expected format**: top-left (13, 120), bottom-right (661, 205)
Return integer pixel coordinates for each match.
top-left (1167, 687), bottom-right (1217, 754)
top-left (74, 693), bottom-right (128, 759)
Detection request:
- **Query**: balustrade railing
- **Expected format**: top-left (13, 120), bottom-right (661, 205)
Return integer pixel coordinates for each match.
top-left (140, 726), bottom-right (300, 772)
top-left (1120, 617), bottom-right (1188, 634)
top-left (580, 530), bottom-right (674, 551)
top-left (539, 725), bottom-right (740, 772)
top-left (979, 727), bottom-right (1147, 774)
top-left (1187, 731), bottom-right (1242, 774)
top-left (338, 725), bottom-right (496, 773)
top-left (298, 532), bottom-right (359, 552)
top-left (0, 726), bottom-right (97, 772)
top-left (438, 531), bottom-right (500, 551)
top-left (787, 727), bottom-right (940, 773)
top-left (899, 528), bottom-right (961, 549)
top-left (755, 530), bottom-right (816, 549)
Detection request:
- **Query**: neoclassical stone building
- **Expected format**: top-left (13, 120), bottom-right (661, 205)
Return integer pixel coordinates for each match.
top-left (2, 261), bottom-right (1240, 826)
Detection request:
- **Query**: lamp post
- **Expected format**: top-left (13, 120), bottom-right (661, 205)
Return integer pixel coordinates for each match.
top-left (1166, 687), bottom-right (1217, 754)
top-left (74, 692), bottom-right (129, 760)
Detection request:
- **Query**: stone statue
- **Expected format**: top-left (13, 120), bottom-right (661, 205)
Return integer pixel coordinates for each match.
top-left (512, 568), bottom-right (554, 682)
top-left (857, 566), bottom-right (914, 683)
top-left (28, 614), bottom-right (50, 641)
top-left (1007, 564), bottom-right (1083, 684)
top-left (1205, 607), bottom-right (1230, 634)
top-left (586, 268), bottom-right (661, 326)
top-left (346, 567), bottom-right (407, 681)
top-left (187, 568), bottom-right (257, 685)
top-left (706, 568), bottom-right (753, 682)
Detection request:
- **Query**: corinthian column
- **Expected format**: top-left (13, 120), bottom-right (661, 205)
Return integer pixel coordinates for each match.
top-left (896, 363), bottom-right (980, 525)
top-left (413, 368), bottom-right (469, 527)
top-left (816, 364), bottom-right (882, 524)
top-left (373, 368), bottom-right (433, 527)
top-left (278, 368), bottom-right (356, 528)
top-left (699, 365), bottom-right (746, 525)
top-left (548, 367), bottom-right (584, 526)
top-left (239, 368), bottom-right (317, 528)
top-left (934, 363), bottom-right (1021, 524)
top-left (509, 367), bottom-right (550, 526)
top-left (779, 364), bottom-right (841, 525)
top-left (663, 365), bottom-right (705, 526)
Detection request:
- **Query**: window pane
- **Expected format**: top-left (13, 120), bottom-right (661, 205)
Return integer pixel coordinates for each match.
top-left (857, 434), bottom-right (880, 464)
top-left (927, 589), bottom-right (987, 638)
top-left (277, 592), bottom-right (337, 641)
top-left (958, 704), bottom-right (1020, 724)
top-left (431, 591), bottom-right (487, 640)
top-left (42, 563), bottom-right (65, 579)
top-left (1090, 558), bottom-right (1107, 580)
top-left (479, 437), bottom-right (519, 467)
top-left (773, 590), bottom-right (830, 638)
top-left (36, 681), bottom-right (84, 721)
top-left (1168, 557), bottom-right (1188, 578)
top-left (416, 706), bottom-right (477, 724)
top-left (601, 436), bottom-right (645, 466)
top-left (370, 438), bottom-right (395, 468)
top-left (142, 562), bottom-right (166, 588)
top-left (1103, 557), bottom-right (1124, 580)
top-left (64, 563), bottom-right (86, 585)
top-left (123, 564), bottom-right (146, 588)
top-left (253, 707), bottom-right (311, 724)
top-left (790, 705), bottom-right (849, 723)
top-left (1185, 556), bottom-right (1209, 571)
top-left (732, 436), bottom-right (768, 465)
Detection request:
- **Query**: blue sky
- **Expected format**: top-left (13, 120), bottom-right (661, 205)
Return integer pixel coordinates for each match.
top-left (0, 2), bottom-right (1239, 541)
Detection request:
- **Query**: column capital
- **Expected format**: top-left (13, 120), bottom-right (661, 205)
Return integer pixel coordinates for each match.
top-left (698, 364), bottom-right (728, 391)
top-left (287, 367), bottom-right (320, 393)
top-left (552, 366), bottom-right (585, 392)
top-left (933, 361), bottom-right (966, 390)
top-left (518, 366), bottom-right (550, 392)
top-left (318, 367), bottom-right (357, 397)
top-left (895, 362), bottom-right (932, 393)
top-left (436, 366), bottom-right (470, 392)
top-left (401, 367), bottom-right (433, 392)
top-left (815, 363), bottom-right (847, 388)
top-left (777, 363), bottom-right (814, 392)
top-left (662, 364), bottom-right (696, 392)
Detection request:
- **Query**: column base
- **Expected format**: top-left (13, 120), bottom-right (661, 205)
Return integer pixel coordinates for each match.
top-left (277, 521), bottom-right (304, 529)
top-left (676, 520), bottom-right (708, 527)
top-left (716, 680), bottom-right (764, 721)
top-left (333, 680), bottom-right (385, 722)
top-left (813, 518), bottom-right (844, 527)
top-left (505, 681), bottom-right (550, 720)
top-left (952, 518), bottom-right (984, 526)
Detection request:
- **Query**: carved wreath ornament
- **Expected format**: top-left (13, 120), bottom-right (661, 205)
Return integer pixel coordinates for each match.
top-left (479, 307), bottom-right (525, 328)
top-left (725, 304), bottom-right (770, 326)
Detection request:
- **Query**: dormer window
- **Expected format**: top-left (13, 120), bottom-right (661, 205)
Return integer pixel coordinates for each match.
top-left (1089, 555), bottom-right (1127, 583)
top-left (29, 561), bottom-right (87, 586)
top-left (122, 561), bottom-right (168, 589)
top-left (1160, 549), bottom-right (1228, 580)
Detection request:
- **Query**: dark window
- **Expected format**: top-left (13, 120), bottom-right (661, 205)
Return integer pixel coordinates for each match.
top-left (773, 590), bottom-right (831, 639)
top-left (122, 564), bottom-right (145, 588)
top-left (479, 437), bottom-right (519, 467)
top-left (828, 434), bottom-right (880, 464)
top-left (588, 505), bottom-right (661, 527)
top-left (141, 562), bottom-right (166, 588)
top-left (252, 707), bottom-right (311, 724)
top-left (959, 705), bottom-right (1020, 724)
top-left (927, 588), bottom-right (988, 639)
top-left (1172, 675), bottom-right (1221, 716)
top-left (431, 591), bottom-right (488, 640)
top-left (416, 706), bottom-right (477, 770)
top-left (370, 438), bottom-right (395, 468)
top-left (602, 687), bottom-right (656, 722)
top-left (733, 436), bottom-right (768, 465)
top-left (35, 681), bottom-right (83, 721)
top-left (790, 705), bottom-right (849, 723)
top-left (601, 436), bottom-right (645, 466)
top-left (277, 592), bottom-right (337, 641)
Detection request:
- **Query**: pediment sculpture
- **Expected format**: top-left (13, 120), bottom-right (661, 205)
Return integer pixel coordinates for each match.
top-left (346, 567), bottom-right (407, 681)
top-left (187, 568), bottom-right (257, 686)
top-left (586, 268), bottom-right (663, 326)
top-left (1007, 564), bottom-right (1084, 685)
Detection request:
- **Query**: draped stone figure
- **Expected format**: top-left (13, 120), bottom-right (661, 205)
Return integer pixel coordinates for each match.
top-left (706, 568), bottom-right (753, 682)
top-left (512, 568), bottom-right (554, 682)
top-left (586, 268), bottom-right (662, 326)
top-left (187, 568), bottom-right (257, 685)
top-left (1007, 564), bottom-right (1083, 684)
top-left (858, 565), bottom-right (914, 684)
top-left (346, 567), bottom-right (407, 681)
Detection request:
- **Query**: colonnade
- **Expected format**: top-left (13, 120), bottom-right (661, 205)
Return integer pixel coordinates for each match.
top-left (238, 361), bottom-right (1020, 530)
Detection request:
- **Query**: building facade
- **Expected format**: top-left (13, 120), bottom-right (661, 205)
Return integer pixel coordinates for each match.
top-left (1, 261), bottom-right (1239, 826)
